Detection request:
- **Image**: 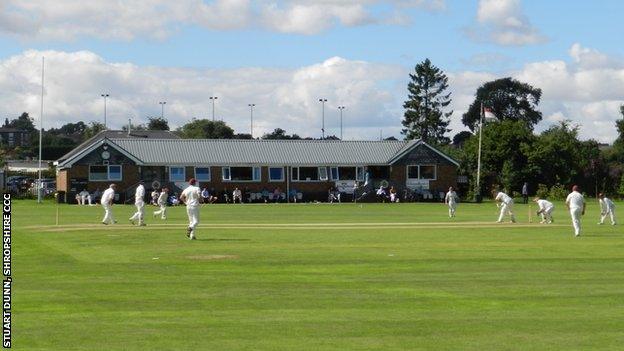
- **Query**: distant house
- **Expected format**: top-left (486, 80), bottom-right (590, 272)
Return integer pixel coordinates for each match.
top-left (55, 130), bottom-right (459, 203)
top-left (0, 119), bottom-right (30, 147)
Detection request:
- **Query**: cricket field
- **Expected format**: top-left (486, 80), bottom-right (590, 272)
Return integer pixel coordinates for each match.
top-left (13, 200), bottom-right (624, 350)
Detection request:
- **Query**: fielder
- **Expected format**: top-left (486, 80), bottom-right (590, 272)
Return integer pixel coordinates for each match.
top-left (153, 187), bottom-right (169, 220)
top-left (100, 184), bottom-right (117, 225)
top-left (533, 197), bottom-right (554, 224)
top-left (180, 178), bottom-right (201, 240)
top-left (444, 186), bottom-right (459, 218)
top-left (598, 193), bottom-right (617, 225)
top-left (565, 185), bottom-right (586, 237)
top-left (494, 190), bottom-right (516, 223)
top-left (129, 180), bottom-right (146, 226)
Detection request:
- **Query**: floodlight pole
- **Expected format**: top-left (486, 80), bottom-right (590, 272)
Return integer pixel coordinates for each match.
top-left (37, 56), bottom-right (44, 204)
top-left (159, 101), bottom-right (166, 118)
top-left (338, 106), bottom-right (345, 140)
top-left (101, 93), bottom-right (109, 129)
top-left (248, 103), bottom-right (255, 138)
top-left (210, 96), bottom-right (218, 121)
top-left (319, 98), bottom-right (327, 139)
top-left (475, 102), bottom-right (484, 202)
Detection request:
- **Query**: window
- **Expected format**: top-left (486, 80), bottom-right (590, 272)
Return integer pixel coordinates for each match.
top-left (292, 167), bottom-right (328, 181)
top-left (330, 167), bottom-right (365, 181)
top-left (299, 167), bottom-right (318, 181)
top-left (222, 166), bottom-right (261, 182)
top-left (89, 165), bottom-right (122, 181)
top-left (330, 167), bottom-right (339, 181)
top-left (169, 166), bottom-right (186, 182)
top-left (356, 167), bottom-right (365, 181)
top-left (407, 165), bottom-right (419, 179)
top-left (407, 165), bottom-right (437, 180)
top-left (269, 167), bottom-right (284, 182)
top-left (195, 167), bottom-right (211, 182)
top-left (419, 165), bottom-right (436, 180)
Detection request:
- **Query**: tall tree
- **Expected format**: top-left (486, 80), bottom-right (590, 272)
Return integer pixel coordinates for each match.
top-left (8, 112), bottom-right (36, 132)
top-left (614, 104), bottom-right (624, 148)
top-left (177, 119), bottom-right (234, 139)
top-left (462, 77), bottom-right (542, 131)
top-left (147, 117), bottom-right (170, 131)
top-left (401, 58), bottom-right (452, 144)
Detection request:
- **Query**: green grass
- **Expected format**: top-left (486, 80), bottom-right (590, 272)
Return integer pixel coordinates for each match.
top-left (13, 200), bottom-right (624, 350)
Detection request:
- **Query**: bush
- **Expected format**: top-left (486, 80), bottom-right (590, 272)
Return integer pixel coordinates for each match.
top-left (536, 184), bottom-right (549, 199)
top-left (549, 183), bottom-right (568, 200)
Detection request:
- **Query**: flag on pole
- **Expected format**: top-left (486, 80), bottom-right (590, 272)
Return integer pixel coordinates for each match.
top-left (483, 107), bottom-right (497, 122)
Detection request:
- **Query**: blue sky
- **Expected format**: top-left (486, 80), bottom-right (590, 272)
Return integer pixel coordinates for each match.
top-left (0, 0), bottom-right (623, 141)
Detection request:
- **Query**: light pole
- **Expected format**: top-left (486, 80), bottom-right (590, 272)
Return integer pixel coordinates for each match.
top-left (475, 102), bottom-right (485, 203)
top-left (319, 98), bottom-right (327, 139)
top-left (101, 93), bottom-right (109, 129)
top-left (210, 96), bottom-right (218, 121)
top-left (159, 101), bottom-right (166, 118)
top-left (337, 106), bottom-right (345, 140)
top-left (248, 103), bottom-right (255, 138)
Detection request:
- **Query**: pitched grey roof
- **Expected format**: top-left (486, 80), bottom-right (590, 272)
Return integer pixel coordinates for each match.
top-left (108, 138), bottom-right (422, 166)
top-left (56, 130), bottom-right (180, 165)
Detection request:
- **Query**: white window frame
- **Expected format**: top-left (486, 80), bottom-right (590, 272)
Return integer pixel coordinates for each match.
top-left (406, 164), bottom-right (437, 181)
top-left (169, 166), bottom-right (186, 182)
top-left (291, 166), bottom-right (329, 182)
top-left (319, 167), bottom-right (328, 181)
top-left (268, 167), bottom-right (285, 182)
top-left (89, 165), bottom-right (123, 181)
top-left (194, 167), bottom-right (211, 182)
top-left (222, 166), bottom-right (261, 182)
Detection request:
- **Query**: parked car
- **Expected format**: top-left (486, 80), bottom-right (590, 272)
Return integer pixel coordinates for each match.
top-left (29, 179), bottom-right (56, 196)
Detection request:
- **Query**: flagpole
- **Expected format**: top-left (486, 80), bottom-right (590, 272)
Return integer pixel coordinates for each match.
top-left (37, 56), bottom-right (45, 204)
top-left (475, 101), bottom-right (483, 203)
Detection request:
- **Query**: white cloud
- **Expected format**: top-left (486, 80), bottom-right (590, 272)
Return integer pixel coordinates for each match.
top-left (2, 43), bottom-right (622, 143)
top-left (0, 0), bottom-right (445, 40)
top-left (0, 50), bottom-right (405, 140)
top-left (467, 0), bottom-right (546, 46)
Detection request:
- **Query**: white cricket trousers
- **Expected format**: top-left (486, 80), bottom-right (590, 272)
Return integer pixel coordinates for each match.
top-left (541, 207), bottom-right (554, 223)
top-left (600, 209), bottom-right (616, 225)
top-left (498, 202), bottom-right (516, 222)
top-left (186, 206), bottom-right (200, 237)
top-left (448, 202), bottom-right (457, 217)
top-left (154, 205), bottom-right (167, 219)
top-left (102, 204), bottom-right (115, 224)
top-left (129, 200), bottom-right (145, 224)
top-left (570, 208), bottom-right (582, 236)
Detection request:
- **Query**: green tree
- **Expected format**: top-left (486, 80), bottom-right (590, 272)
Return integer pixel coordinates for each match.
top-left (84, 121), bottom-right (106, 139)
top-left (262, 128), bottom-right (301, 140)
top-left (525, 121), bottom-right (592, 189)
top-left (461, 120), bottom-right (535, 196)
top-left (462, 77), bottom-right (542, 131)
top-left (452, 131), bottom-right (473, 148)
top-left (8, 112), bottom-right (36, 132)
top-left (147, 117), bottom-right (170, 131)
top-left (401, 58), bottom-right (452, 144)
top-left (177, 119), bottom-right (234, 139)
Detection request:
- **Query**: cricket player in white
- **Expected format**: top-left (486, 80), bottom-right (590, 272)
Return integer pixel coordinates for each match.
top-left (444, 186), bottom-right (459, 218)
top-left (180, 178), bottom-right (201, 240)
top-left (100, 184), bottom-right (117, 225)
top-left (494, 191), bottom-right (516, 223)
top-left (129, 180), bottom-right (146, 226)
top-left (565, 185), bottom-right (586, 237)
top-left (598, 193), bottom-right (617, 225)
top-left (153, 187), bottom-right (169, 220)
top-left (533, 197), bottom-right (554, 224)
